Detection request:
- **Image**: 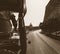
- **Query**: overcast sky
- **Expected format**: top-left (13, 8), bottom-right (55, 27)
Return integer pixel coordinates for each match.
top-left (24, 0), bottom-right (50, 26)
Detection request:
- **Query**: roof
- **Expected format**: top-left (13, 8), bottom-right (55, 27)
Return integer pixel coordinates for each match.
top-left (0, 0), bottom-right (24, 12)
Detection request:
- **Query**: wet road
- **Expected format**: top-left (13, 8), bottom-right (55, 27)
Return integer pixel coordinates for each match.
top-left (26, 30), bottom-right (60, 54)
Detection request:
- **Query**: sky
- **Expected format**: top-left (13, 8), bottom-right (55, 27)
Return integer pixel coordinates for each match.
top-left (24, 0), bottom-right (50, 26)
top-left (14, 0), bottom-right (50, 26)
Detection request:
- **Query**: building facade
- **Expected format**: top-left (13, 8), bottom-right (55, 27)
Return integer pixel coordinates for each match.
top-left (40, 0), bottom-right (60, 33)
top-left (43, 0), bottom-right (60, 23)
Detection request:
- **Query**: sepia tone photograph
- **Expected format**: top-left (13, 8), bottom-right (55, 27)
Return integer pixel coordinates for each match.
top-left (0, 0), bottom-right (60, 54)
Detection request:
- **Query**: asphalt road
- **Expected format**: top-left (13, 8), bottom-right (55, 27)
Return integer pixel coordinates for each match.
top-left (26, 30), bottom-right (60, 54)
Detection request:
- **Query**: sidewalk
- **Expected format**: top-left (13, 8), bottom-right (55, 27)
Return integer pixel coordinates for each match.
top-left (46, 33), bottom-right (60, 41)
top-left (40, 31), bottom-right (60, 41)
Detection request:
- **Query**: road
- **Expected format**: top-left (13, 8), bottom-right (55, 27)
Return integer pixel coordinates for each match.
top-left (26, 30), bottom-right (60, 54)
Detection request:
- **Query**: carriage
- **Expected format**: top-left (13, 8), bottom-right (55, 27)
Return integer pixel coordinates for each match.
top-left (0, 0), bottom-right (27, 54)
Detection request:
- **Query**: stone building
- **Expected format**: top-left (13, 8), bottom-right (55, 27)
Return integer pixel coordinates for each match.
top-left (40, 0), bottom-right (60, 33)
top-left (43, 0), bottom-right (60, 23)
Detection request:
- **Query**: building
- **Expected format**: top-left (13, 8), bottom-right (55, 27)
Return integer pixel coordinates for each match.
top-left (40, 0), bottom-right (60, 33)
top-left (43, 0), bottom-right (60, 23)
